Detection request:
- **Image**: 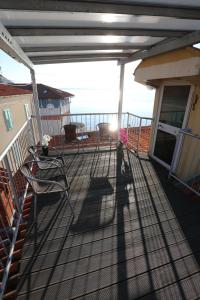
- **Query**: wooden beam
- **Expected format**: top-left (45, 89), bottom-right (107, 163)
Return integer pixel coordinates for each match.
top-left (121, 30), bottom-right (200, 64)
top-left (8, 28), bottom-right (188, 38)
top-left (0, 22), bottom-right (33, 69)
top-left (22, 45), bottom-right (150, 52)
top-left (30, 53), bottom-right (129, 61)
top-left (32, 58), bottom-right (119, 65)
top-left (1, 1), bottom-right (200, 19)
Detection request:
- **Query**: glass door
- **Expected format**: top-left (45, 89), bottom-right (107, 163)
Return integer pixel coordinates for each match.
top-left (153, 85), bottom-right (191, 167)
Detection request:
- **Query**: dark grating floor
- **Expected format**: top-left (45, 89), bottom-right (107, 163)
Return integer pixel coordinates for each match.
top-left (17, 149), bottom-right (200, 300)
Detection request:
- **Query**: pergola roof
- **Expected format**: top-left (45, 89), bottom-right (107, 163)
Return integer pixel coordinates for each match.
top-left (1, 1), bottom-right (200, 69)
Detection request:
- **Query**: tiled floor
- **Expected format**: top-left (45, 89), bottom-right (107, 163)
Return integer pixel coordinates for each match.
top-left (17, 149), bottom-right (200, 299)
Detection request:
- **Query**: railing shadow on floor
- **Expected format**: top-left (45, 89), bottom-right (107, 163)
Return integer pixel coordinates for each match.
top-left (152, 159), bottom-right (200, 273)
top-left (71, 150), bottom-right (115, 233)
top-left (129, 152), bottom-right (196, 299)
top-left (16, 147), bottom-right (200, 299)
top-left (116, 144), bottom-right (130, 300)
top-left (16, 192), bottom-right (74, 298)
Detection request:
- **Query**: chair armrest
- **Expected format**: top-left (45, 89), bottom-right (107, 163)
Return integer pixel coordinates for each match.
top-left (38, 156), bottom-right (63, 167)
top-left (35, 177), bottom-right (67, 191)
top-left (23, 161), bottom-right (67, 191)
top-left (47, 146), bottom-right (62, 156)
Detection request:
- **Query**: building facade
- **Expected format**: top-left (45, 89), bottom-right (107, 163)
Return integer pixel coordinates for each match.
top-left (134, 47), bottom-right (200, 186)
top-left (14, 83), bottom-right (74, 136)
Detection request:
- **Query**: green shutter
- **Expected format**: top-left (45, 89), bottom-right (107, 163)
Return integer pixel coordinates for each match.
top-left (24, 103), bottom-right (30, 118)
top-left (3, 109), bottom-right (13, 130)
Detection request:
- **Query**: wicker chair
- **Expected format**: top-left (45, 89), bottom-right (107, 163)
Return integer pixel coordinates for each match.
top-left (96, 122), bottom-right (112, 150)
top-left (20, 161), bottom-right (74, 222)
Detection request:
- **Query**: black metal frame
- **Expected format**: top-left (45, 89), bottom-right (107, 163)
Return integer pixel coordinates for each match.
top-left (20, 160), bottom-right (74, 222)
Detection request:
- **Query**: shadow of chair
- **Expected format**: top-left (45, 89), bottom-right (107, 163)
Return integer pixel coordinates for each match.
top-left (72, 176), bottom-right (114, 232)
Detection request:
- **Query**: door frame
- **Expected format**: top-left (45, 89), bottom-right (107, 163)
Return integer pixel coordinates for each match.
top-left (151, 81), bottom-right (194, 169)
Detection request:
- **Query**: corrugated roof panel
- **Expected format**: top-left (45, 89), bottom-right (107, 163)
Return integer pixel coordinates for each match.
top-left (26, 49), bottom-right (138, 57)
top-left (1, 1), bottom-right (200, 65)
top-left (15, 35), bottom-right (165, 47)
top-left (1, 10), bottom-right (200, 31)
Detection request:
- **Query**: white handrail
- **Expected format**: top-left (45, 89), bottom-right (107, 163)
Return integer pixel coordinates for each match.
top-left (0, 118), bottom-right (30, 162)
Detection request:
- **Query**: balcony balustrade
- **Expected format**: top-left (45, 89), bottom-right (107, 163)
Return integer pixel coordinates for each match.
top-left (1, 111), bottom-right (200, 299)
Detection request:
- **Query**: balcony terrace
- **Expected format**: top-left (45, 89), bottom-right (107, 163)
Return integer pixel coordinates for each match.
top-left (15, 148), bottom-right (200, 299)
top-left (0, 115), bottom-right (200, 299)
top-left (1, 1), bottom-right (200, 298)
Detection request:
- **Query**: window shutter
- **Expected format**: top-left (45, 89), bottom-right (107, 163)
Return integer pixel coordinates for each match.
top-left (24, 103), bottom-right (30, 119)
top-left (3, 109), bottom-right (13, 130)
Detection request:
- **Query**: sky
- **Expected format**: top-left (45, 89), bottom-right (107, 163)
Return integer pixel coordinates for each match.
top-left (0, 49), bottom-right (155, 117)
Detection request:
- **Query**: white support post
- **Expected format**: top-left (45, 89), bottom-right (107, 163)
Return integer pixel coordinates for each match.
top-left (117, 64), bottom-right (125, 142)
top-left (30, 69), bottom-right (43, 143)
top-left (0, 22), bottom-right (33, 69)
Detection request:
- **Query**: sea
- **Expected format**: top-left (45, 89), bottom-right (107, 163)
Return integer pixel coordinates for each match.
top-left (66, 87), bottom-right (155, 116)
top-left (64, 87), bottom-right (155, 129)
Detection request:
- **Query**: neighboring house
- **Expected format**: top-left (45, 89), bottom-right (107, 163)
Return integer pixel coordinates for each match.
top-left (14, 83), bottom-right (74, 136)
top-left (0, 84), bottom-right (33, 225)
top-left (134, 47), bottom-right (200, 185)
top-left (0, 84), bottom-right (32, 155)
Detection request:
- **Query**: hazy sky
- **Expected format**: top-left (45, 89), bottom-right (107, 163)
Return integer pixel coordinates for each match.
top-left (0, 49), bottom-right (155, 116)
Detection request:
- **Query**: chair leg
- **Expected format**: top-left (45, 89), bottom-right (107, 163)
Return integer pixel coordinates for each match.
top-left (66, 176), bottom-right (70, 190)
top-left (34, 194), bottom-right (37, 223)
top-left (65, 191), bottom-right (74, 217)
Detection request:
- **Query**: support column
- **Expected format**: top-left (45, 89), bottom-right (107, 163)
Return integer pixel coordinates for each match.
top-left (30, 69), bottom-right (43, 143)
top-left (117, 63), bottom-right (125, 142)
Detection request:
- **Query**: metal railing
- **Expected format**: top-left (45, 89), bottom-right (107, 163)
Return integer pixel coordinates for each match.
top-left (40, 111), bottom-right (153, 153)
top-left (0, 119), bottom-right (35, 298)
top-left (169, 130), bottom-right (200, 196)
top-left (127, 113), bottom-right (153, 153)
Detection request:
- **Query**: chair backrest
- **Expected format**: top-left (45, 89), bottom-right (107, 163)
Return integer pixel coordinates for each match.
top-left (28, 146), bottom-right (40, 162)
top-left (28, 146), bottom-right (48, 169)
top-left (20, 163), bottom-right (39, 193)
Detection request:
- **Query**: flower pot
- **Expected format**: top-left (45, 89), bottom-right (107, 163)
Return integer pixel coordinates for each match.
top-left (42, 146), bottom-right (48, 156)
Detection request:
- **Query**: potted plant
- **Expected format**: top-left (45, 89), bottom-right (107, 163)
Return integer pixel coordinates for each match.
top-left (41, 135), bottom-right (52, 156)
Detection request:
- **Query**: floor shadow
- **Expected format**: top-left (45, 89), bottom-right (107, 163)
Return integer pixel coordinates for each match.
top-left (152, 159), bottom-right (200, 268)
top-left (132, 155), bottom-right (190, 300)
top-left (72, 176), bottom-right (114, 232)
top-left (17, 192), bottom-right (74, 297)
top-left (116, 144), bottom-right (131, 300)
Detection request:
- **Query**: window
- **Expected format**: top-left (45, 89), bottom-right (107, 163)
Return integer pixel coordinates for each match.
top-left (3, 109), bottom-right (13, 131)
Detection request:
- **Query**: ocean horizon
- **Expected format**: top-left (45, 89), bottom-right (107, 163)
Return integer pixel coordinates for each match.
top-left (65, 87), bottom-right (155, 118)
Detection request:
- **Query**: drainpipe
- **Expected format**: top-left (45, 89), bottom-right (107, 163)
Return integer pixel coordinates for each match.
top-left (30, 69), bottom-right (43, 143)
top-left (117, 63), bottom-right (125, 143)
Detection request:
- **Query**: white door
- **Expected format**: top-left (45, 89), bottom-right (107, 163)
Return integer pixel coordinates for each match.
top-left (153, 84), bottom-right (193, 169)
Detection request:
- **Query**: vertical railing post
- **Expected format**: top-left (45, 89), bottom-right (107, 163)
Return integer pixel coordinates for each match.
top-left (169, 130), bottom-right (182, 177)
top-left (126, 112), bottom-right (130, 145)
top-left (30, 69), bottom-right (43, 143)
top-left (137, 117), bottom-right (142, 154)
top-left (30, 118), bottom-right (37, 146)
top-left (117, 63), bottom-right (125, 143)
top-left (3, 155), bottom-right (21, 213)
